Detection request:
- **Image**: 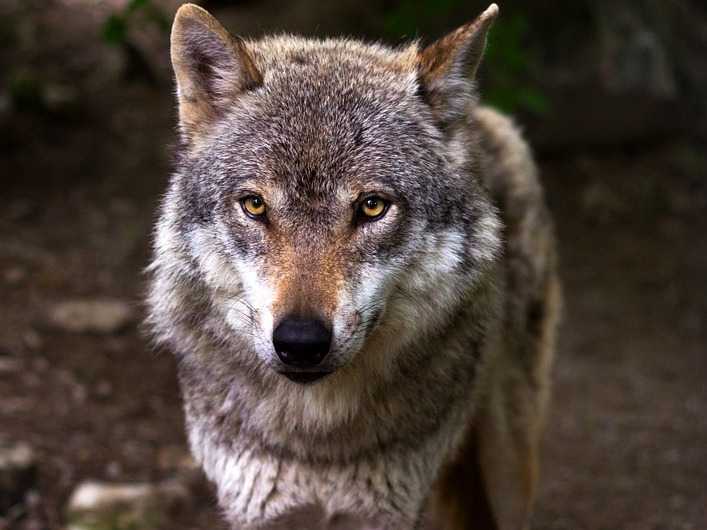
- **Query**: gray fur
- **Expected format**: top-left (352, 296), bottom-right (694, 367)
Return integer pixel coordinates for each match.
top-left (147, 4), bottom-right (559, 529)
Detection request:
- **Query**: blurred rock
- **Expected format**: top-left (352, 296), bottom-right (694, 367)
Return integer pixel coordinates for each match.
top-left (46, 298), bottom-right (134, 334)
top-left (0, 440), bottom-right (37, 513)
top-left (509, 1), bottom-right (706, 150)
top-left (596, 2), bottom-right (677, 98)
top-left (66, 479), bottom-right (189, 530)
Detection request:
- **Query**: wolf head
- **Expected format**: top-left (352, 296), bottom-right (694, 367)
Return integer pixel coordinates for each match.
top-left (149, 4), bottom-right (501, 428)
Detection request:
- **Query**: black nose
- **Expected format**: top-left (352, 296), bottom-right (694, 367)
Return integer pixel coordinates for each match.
top-left (272, 317), bottom-right (332, 368)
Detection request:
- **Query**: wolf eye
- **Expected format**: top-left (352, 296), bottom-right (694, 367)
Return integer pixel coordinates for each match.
top-left (358, 196), bottom-right (389, 221)
top-left (241, 195), bottom-right (266, 219)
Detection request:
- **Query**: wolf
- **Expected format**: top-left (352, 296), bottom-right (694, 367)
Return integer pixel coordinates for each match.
top-left (147, 3), bottom-right (560, 529)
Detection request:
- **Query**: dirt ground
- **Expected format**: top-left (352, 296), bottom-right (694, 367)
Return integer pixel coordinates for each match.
top-left (1, 2), bottom-right (706, 530)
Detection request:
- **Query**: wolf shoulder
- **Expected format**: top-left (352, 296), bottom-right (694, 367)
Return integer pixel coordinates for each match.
top-left (470, 104), bottom-right (559, 328)
top-left (471, 105), bottom-right (554, 249)
top-left (469, 105), bottom-right (545, 211)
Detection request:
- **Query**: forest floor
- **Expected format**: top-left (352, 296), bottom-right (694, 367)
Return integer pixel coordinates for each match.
top-left (1, 2), bottom-right (706, 530)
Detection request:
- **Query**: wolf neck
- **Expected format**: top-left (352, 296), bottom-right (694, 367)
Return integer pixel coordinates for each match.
top-left (182, 305), bottom-right (489, 526)
top-left (180, 277), bottom-right (494, 465)
top-left (176, 271), bottom-right (497, 525)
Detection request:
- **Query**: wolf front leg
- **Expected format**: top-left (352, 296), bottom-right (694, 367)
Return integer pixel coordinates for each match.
top-left (427, 424), bottom-right (500, 530)
top-left (476, 388), bottom-right (538, 530)
top-left (476, 272), bottom-right (561, 530)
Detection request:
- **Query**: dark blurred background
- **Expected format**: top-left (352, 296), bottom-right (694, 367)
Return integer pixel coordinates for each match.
top-left (1, 1), bottom-right (706, 529)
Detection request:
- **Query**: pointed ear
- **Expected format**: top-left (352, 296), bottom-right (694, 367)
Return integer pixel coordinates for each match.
top-left (170, 4), bottom-right (262, 143)
top-left (418, 4), bottom-right (498, 123)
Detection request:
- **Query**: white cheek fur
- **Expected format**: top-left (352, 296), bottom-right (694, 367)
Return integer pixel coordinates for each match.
top-left (232, 257), bottom-right (277, 362)
top-left (187, 224), bottom-right (279, 362)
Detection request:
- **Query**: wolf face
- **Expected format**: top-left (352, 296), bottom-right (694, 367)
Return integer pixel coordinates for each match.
top-left (150, 4), bottom-right (501, 431)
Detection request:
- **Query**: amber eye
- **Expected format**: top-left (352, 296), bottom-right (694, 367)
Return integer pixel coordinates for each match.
top-left (358, 196), bottom-right (388, 221)
top-left (241, 195), bottom-right (266, 218)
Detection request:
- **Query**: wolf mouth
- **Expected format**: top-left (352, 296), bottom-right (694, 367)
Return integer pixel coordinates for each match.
top-left (281, 371), bottom-right (332, 384)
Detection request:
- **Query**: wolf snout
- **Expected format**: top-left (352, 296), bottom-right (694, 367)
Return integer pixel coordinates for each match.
top-left (272, 316), bottom-right (332, 369)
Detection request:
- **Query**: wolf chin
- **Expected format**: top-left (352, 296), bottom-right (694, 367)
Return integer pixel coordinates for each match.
top-left (147, 3), bottom-right (560, 529)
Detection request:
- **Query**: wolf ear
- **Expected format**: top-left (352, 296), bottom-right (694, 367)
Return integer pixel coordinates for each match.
top-left (170, 4), bottom-right (262, 143)
top-left (417, 3), bottom-right (498, 123)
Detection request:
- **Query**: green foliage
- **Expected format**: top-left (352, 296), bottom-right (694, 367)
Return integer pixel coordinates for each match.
top-left (382, 1), bottom-right (549, 116)
top-left (103, 14), bottom-right (128, 45)
top-left (484, 13), bottom-right (549, 115)
top-left (383, 0), bottom-right (459, 39)
top-left (8, 72), bottom-right (45, 112)
top-left (102, 0), bottom-right (169, 46)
